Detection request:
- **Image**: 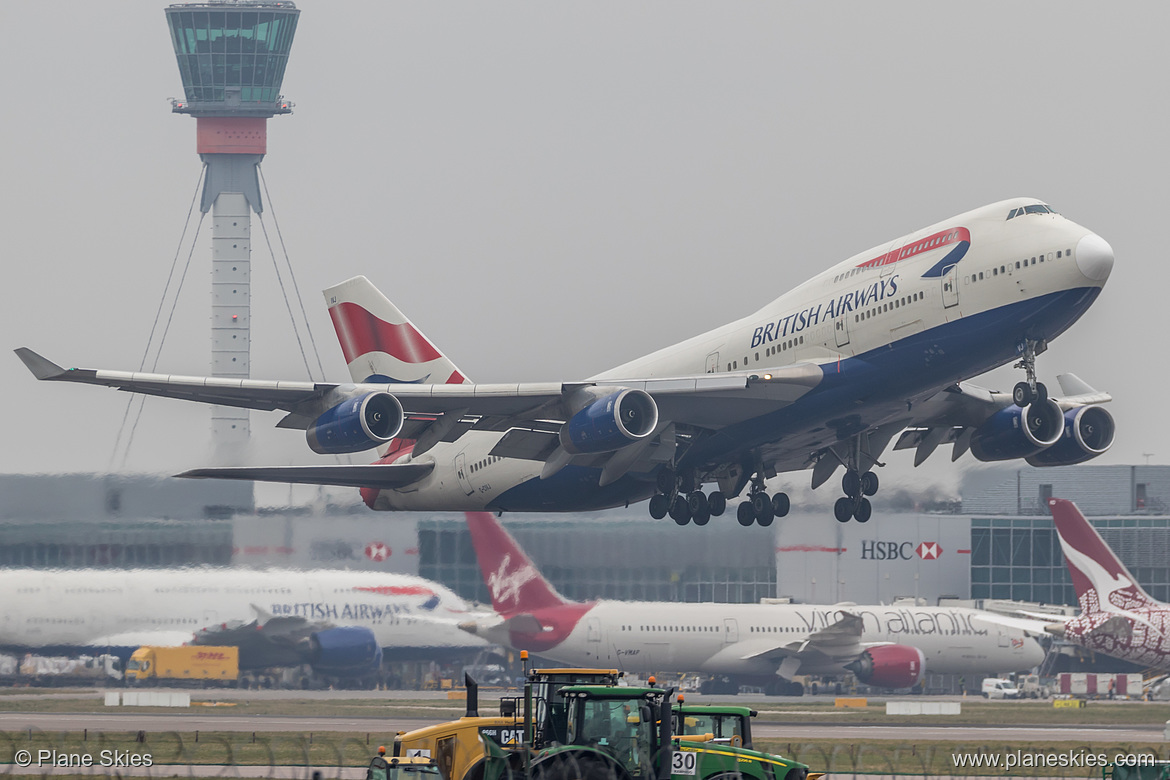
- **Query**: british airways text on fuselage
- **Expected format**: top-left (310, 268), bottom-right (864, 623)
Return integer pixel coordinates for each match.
top-left (270, 602), bottom-right (414, 621)
top-left (751, 274), bottom-right (901, 349)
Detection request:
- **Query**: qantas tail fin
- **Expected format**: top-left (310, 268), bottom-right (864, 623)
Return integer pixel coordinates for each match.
top-left (1048, 498), bottom-right (1163, 614)
top-left (324, 276), bottom-right (470, 386)
top-left (465, 512), bottom-right (572, 616)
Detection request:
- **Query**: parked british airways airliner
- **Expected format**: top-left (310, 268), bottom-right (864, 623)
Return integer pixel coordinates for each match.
top-left (17, 198), bottom-right (1114, 524)
top-left (0, 568), bottom-right (483, 675)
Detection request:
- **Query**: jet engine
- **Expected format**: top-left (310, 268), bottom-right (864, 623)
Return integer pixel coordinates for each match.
top-left (308, 626), bottom-right (383, 674)
top-left (1026, 405), bottom-right (1115, 467)
top-left (969, 399), bottom-right (1064, 462)
top-left (844, 645), bottom-right (926, 689)
top-left (306, 392), bottom-right (404, 454)
top-left (559, 389), bottom-right (658, 454)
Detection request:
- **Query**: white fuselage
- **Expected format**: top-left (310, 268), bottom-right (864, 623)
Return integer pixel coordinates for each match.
top-left (367, 198), bottom-right (1109, 512)
top-left (478, 600), bottom-right (1044, 678)
top-left (0, 568), bottom-right (485, 655)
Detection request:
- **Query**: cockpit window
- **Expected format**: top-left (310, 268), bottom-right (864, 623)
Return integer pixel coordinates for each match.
top-left (1007, 204), bottom-right (1058, 220)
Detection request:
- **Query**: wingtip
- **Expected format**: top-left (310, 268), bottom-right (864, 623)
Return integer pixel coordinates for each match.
top-left (14, 348), bottom-right (67, 380)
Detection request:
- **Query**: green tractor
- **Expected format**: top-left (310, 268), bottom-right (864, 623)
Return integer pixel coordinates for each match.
top-left (484, 683), bottom-right (813, 780)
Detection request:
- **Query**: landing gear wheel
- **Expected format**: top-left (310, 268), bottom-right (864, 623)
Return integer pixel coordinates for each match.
top-left (737, 501), bottom-right (756, 527)
top-left (860, 471), bottom-right (879, 497)
top-left (771, 492), bottom-right (790, 518)
top-left (854, 497), bottom-right (872, 523)
top-left (687, 491), bottom-right (709, 518)
top-left (834, 497), bottom-right (854, 523)
top-left (708, 491), bottom-right (727, 517)
top-left (1013, 381), bottom-right (1033, 406)
top-left (1035, 382), bottom-right (1048, 402)
top-left (683, 491), bottom-right (711, 528)
top-left (842, 470), bottom-right (861, 499)
top-left (656, 469), bottom-right (675, 494)
top-left (669, 495), bottom-right (691, 525)
top-left (692, 505), bottom-right (711, 526)
top-left (751, 493), bottom-right (774, 525)
top-left (648, 493), bottom-right (669, 520)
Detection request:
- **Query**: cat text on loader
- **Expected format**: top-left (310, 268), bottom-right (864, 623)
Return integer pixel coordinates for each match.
top-left (393, 663), bottom-right (621, 780)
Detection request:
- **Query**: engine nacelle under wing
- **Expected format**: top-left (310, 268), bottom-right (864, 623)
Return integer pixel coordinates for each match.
top-left (559, 389), bottom-right (658, 454)
top-left (308, 626), bottom-right (383, 674)
top-left (306, 392), bottom-right (404, 454)
top-left (970, 399), bottom-right (1064, 462)
top-left (1026, 405), bottom-right (1115, 467)
top-left (845, 645), bottom-right (926, 689)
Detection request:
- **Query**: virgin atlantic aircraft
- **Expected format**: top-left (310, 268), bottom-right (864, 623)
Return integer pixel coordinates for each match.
top-left (457, 511), bottom-right (1042, 694)
top-left (17, 198), bottom-right (1114, 524)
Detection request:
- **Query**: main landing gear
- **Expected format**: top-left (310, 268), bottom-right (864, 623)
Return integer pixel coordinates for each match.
top-left (648, 470), bottom-right (727, 526)
top-left (833, 469), bottom-right (877, 523)
top-left (1012, 338), bottom-right (1049, 406)
top-left (648, 467), bottom-right (786, 527)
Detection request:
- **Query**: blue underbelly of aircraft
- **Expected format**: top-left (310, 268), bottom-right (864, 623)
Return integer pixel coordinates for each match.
top-left (492, 286), bottom-right (1101, 512)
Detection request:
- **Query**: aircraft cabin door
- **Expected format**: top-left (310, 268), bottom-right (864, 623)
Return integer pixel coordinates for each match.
top-left (705, 352), bottom-right (720, 374)
top-left (834, 315), bottom-right (850, 348)
top-left (454, 452), bottom-right (475, 496)
top-left (941, 264), bottom-right (959, 308)
top-left (722, 617), bottom-right (739, 644)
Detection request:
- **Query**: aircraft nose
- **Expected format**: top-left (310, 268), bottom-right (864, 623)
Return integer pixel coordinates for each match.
top-left (1075, 233), bottom-right (1114, 282)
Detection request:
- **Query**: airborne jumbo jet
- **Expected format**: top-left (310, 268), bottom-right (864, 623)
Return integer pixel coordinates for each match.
top-left (458, 511), bottom-right (1044, 694)
top-left (17, 198), bottom-right (1114, 524)
top-left (0, 568), bottom-right (483, 677)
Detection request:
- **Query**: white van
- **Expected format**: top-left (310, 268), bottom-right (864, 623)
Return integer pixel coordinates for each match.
top-left (981, 678), bottom-right (1020, 699)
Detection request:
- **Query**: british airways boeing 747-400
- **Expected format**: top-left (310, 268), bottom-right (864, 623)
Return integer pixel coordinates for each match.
top-left (17, 198), bottom-right (1114, 524)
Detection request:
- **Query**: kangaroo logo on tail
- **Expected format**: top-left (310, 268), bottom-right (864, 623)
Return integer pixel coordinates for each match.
top-left (1048, 498), bottom-right (1162, 614)
top-left (465, 512), bottom-right (570, 616)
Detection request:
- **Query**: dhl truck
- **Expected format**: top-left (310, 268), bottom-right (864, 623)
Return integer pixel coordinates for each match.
top-left (125, 646), bottom-right (239, 686)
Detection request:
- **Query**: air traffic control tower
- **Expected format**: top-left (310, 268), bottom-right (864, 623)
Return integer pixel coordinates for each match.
top-left (164, 2), bottom-right (299, 463)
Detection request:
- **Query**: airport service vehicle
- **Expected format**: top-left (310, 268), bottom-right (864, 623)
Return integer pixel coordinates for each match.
top-left (1014, 673), bottom-right (1051, 699)
top-left (985, 499), bottom-right (1170, 673)
top-left (395, 668), bottom-right (622, 780)
top-left (125, 645), bottom-right (238, 685)
top-left (1104, 760), bottom-right (1170, 780)
top-left (980, 678), bottom-right (1019, 700)
top-left (490, 683), bottom-right (812, 780)
top-left (0, 568), bottom-right (482, 683)
top-left (459, 511), bottom-right (1043, 694)
top-left (673, 702), bottom-right (757, 748)
top-left (18, 198), bottom-right (1114, 526)
top-left (366, 755), bottom-right (441, 780)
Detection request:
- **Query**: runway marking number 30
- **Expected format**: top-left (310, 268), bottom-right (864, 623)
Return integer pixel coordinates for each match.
top-left (671, 751), bottom-right (697, 776)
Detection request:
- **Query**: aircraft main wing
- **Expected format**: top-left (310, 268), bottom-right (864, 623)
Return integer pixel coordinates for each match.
top-left (736, 611), bottom-right (866, 664)
top-left (15, 347), bottom-right (822, 432)
top-left (178, 462), bottom-right (434, 489)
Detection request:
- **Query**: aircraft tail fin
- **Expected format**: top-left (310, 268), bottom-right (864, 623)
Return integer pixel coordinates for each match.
top-left (464, 512), bottom-right (571, 616)
top-left (324, 276), bottom-right (471, 386)
top-left (1048, 498), bottom-right (1163, 614)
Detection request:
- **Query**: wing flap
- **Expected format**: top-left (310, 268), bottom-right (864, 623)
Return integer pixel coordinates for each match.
top-left (176, 462), bottom-right (435, 489)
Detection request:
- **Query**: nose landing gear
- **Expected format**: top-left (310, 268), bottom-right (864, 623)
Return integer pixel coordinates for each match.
top-left (1012, 338), bottom-right (1049, 406)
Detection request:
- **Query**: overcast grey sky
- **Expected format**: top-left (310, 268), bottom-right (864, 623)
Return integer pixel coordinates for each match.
top-left (1, 2), bottom-right (1163, 494)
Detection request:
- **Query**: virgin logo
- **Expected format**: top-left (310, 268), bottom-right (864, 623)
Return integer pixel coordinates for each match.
top-left (488, 554), bottom-right (538, 608)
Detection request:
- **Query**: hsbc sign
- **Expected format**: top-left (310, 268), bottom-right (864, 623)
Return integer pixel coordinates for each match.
top-left (860, 540), bottom-right (944, 560)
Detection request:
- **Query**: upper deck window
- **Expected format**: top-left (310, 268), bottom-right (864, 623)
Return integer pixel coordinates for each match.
top-left (1007, 204), bottom-right (1059, 220)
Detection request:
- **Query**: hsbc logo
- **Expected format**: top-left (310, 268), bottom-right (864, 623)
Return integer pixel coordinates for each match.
top-left (860, 540), bottom-right (943, 560)
top-left (365, 542), bottom-right (391, 562)
top-left (915, 541), bottom-right (943, 560)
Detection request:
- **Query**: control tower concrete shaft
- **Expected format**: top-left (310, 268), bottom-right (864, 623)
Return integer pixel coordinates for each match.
top-left (164, 2), bottom-right (299, 464)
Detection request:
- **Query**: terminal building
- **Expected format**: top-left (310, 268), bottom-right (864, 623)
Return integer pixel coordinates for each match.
top-left (2, 465), bottom-right (1169, 613)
